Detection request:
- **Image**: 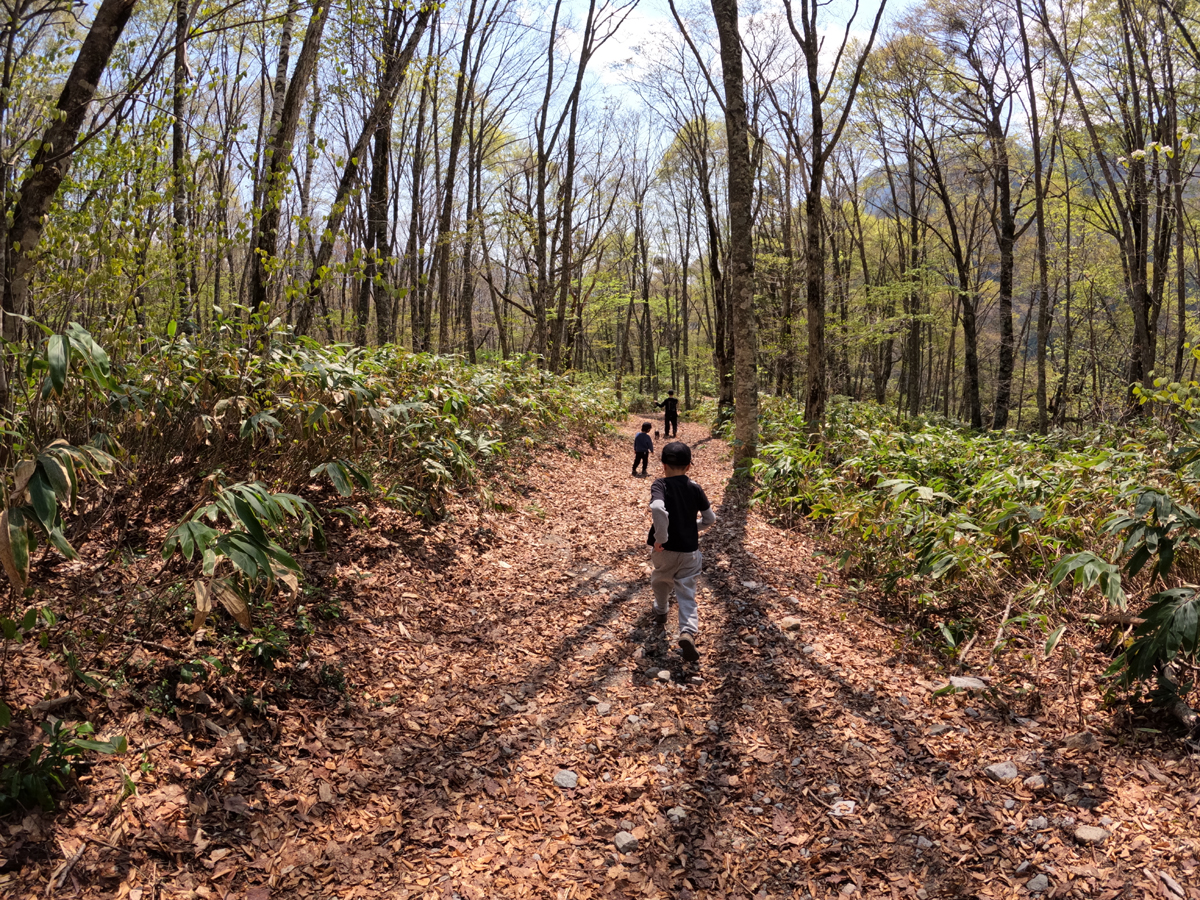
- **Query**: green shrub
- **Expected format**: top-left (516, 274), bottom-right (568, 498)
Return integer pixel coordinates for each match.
top-left (0, 719), bottom-right (126, 813)
top-left (748, 396), bottom-right (1200, 710)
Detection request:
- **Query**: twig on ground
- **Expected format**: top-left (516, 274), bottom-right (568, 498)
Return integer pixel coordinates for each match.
top-left (989, 599), bottom-right (1014, 659)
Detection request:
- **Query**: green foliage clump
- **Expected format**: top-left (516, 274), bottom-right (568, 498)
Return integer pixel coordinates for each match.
top-left (0, 321), bottom-right (621, 797)
top-left (72, 321), bottom-right (621, 505)
top-left (0, 718), bottom-right (127, 813)
top-left (749, 395), bottom-right (1200, 711)
top-left (752, 397), bottom-right (1146, 592)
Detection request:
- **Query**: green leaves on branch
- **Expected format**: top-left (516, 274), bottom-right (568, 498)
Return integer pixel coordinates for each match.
top-left (35, 322), bottom-right (115, 399)
top-left (1109, 587), bottom-right (1200, 686)
top-left (162, 482), bottom-right (324, 632)
top-left (0, 441), bottom-right (115, 592)
top-left (0, 719), bottom-right (127, 814)
top-left (311, 459), bottom-right (373, 497)
top-left (1049, 552), bottom-right (1126, 611)
top-left (748, 397), bottom-right (1200, 701)
top-left (1104, 487), bottom-right (1200, 583)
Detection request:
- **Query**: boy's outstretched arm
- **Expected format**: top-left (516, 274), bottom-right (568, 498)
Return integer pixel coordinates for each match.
top-left (650, 487), bottom-right (670, 549)
top-left (698, 508), bottom-right (716, 532)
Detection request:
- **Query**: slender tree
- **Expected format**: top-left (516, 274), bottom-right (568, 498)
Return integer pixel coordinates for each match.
top-left (781, 0), bottom-right (887, 430)
top-left (709, 0), bottom-right (758, 465)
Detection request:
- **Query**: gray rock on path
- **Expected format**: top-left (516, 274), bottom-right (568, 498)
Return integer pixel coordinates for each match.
top-left (1063, 731), bottom-right (1098, 749)
top-left (553, 770), bottom-right (578, 789)
top-left (1074, 825), bottom-right (1110, 845)
top-left (1025, 817), bottom-right (1049, 831)
top-left (985, 761), bottom-right (1020, 782)
top-left (596, 702), bottom-right (612, 715)
top-left (614, 831), bottom-right (639, 853)
top-left (667, 807), bottom-right (687, 824)
top-left (779, 616), bottom-right (804, 632)
top-left (656, 670), bottom-right (671, 682)
top-left (1026, 874), bottom-right (1050, 893)
top-left (1024, 774), bottom-right (1047, 789)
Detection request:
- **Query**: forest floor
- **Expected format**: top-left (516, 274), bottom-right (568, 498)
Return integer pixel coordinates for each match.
top-left (4, 417), bottom-right (1200, 899)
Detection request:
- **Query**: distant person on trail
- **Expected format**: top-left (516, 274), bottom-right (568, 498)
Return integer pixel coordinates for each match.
top-left (647, 441), bottom-right (715, 662)
top-left (632, 421), bottom-right (653, 477)
top-left (656, 391), bottom-right (679, 438)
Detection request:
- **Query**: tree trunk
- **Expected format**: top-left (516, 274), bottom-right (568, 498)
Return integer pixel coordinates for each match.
top-left (408, 49), bottom-right (432, 351)
top-left (710, 0), bottom-right (758, 466)
top-left (298, 5), bottom-right (433, 335)
top-left (548, 1), bottom-right (601, 372)
top-left (172, 0), bottom-right (193, 323)
top-left (990, 122), bottom-right (1016, 430)
top-left (4, 0), bottom-right (139, 354)
top-left (248, 0), bottom-right (332, 316)
top-left (682, 193), bottom-right (693, 409)
top-left (433, 0), bottom-right (480, 353)
top-left (1016, 0), bottom-right (1052, 434)
top-left (367, 102), bottom-right (392, 343)
top-left (779, 156), bottom-right (795, 397)
top-left (460, 100), bottom-right (479, 362)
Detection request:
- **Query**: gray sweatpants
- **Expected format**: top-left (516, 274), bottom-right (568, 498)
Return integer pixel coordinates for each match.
top-left (651, 549), bottom-right (702, 635)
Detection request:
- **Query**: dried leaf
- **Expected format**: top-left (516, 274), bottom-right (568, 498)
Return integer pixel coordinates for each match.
top-left (270, 559), bottom-right (300, 594)
top-left (0, 507), bottom-right (28, 591)
top-left (211, 578), bottom-right (251, 630)
top-left (12, 459), bottom-right (36, 501)
top-left (192, 579), bottom-right (213, 632)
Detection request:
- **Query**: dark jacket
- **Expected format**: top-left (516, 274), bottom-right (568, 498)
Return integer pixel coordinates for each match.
top-left (647, 475), bottom-right (711, 552)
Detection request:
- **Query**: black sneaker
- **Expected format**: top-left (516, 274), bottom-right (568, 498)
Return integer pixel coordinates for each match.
top-left (678, 632), bottom-right (699, 662)
top-left (652, 612), bottom-right (668, 631)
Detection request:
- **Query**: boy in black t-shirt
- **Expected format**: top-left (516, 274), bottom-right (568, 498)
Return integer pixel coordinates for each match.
top-left (647, 441), bottom-right (715, 661)
top-left (632, 422), bottom-right (653, 476)
top-left (656, 391), bottom-right (679, 437)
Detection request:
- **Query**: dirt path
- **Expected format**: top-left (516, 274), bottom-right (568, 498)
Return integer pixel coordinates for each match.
top-left (15, 419), bottom-right (1199, 899)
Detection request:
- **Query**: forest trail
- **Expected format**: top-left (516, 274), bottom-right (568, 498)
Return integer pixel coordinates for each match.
top-left (20, 418), bottom-right (1199, 899)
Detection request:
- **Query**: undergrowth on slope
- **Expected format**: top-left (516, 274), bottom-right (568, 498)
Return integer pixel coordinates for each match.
top-left (0, 317), bottom-right (620, 812)
top-left (745, 393), bottom-right (1200, 723)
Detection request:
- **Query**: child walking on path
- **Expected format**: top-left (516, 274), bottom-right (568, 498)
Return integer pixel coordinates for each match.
top-left (656, 391), bottom-right (679, 438)
top-left (632, 422), bottom-right (653, 476)
top-left (647, 441), bottom-right (715, 661)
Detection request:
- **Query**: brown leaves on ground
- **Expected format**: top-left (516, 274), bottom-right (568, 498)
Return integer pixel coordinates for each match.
top-left (3, 417), bottom-right (1199, 899)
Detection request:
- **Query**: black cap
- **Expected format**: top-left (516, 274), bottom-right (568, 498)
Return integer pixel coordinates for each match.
top-left (661, 441), bottom-right (691, 467)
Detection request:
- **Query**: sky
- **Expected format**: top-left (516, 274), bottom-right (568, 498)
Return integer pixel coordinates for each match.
top-left (557, 0), bottom-right (897, 88)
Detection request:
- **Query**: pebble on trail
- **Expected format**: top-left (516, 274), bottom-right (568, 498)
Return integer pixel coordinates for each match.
top-left (985, 761), bottom-right (1020, 783)
top-left (614, 831), bottom-right (639, 853)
